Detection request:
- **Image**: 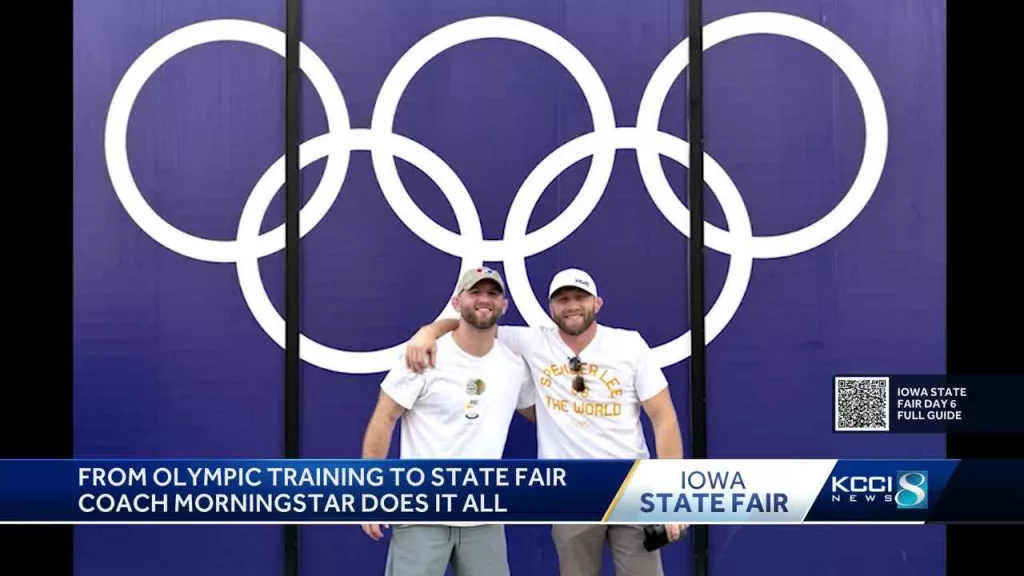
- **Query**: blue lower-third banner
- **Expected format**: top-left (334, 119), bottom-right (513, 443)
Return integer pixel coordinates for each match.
top-left (0, 459), bottom-right (1020, 524)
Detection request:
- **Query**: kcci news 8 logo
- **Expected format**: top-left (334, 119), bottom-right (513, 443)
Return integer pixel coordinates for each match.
top-left (830, 470), bottom-right (929, 509)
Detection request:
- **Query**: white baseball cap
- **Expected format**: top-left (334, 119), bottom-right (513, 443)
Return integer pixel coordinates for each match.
top-left (548, 268), bottom-right (598, 299)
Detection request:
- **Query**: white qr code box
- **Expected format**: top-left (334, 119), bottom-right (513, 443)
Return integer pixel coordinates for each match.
top-left (834, 376), bottom-right (890, 431)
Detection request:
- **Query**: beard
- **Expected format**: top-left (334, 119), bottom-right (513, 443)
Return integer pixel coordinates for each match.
top-left (553, 309), bottom-right (596, 336)
top-left (461, 306), bottom-right (501, 330)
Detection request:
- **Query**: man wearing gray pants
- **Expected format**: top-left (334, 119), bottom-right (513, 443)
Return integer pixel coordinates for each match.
top-left (383, 524), bottom-right (509, 575)
top-left (361, 267), bottom-right (536, 576)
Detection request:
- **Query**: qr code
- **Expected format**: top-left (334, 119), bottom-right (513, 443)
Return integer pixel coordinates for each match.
top-left (834, 377), bottom-right (890, 431)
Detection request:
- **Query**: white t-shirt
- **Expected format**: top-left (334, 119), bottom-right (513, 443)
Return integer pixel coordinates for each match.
top-left (496, 324), bottom-right (669, 460)
top-left (380, 333), bottom-right (535, 460)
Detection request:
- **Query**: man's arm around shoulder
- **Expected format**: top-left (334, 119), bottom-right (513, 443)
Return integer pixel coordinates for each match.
top-left (405, 318), bottom-right (460, 372)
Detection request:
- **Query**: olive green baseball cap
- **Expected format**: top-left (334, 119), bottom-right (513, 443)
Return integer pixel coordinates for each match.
top-left (457, 266), bottom-right (505, 293)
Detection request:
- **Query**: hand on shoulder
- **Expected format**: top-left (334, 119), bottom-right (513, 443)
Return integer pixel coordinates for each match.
top-left (405, 328), bottom-right (438, 373)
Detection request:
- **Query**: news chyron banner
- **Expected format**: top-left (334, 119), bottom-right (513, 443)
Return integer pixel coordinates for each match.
top-left (833, 374), bottom-right (1024, 433)
top-left (0, 459), bottom-right (1021, 524)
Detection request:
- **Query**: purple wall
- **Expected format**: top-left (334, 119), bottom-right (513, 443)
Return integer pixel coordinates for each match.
top-left (73, 0), bottom-right (945, 575)
top-left (74, 0), bottom-right (286, 574)
top-left (699, 0), bottom-right (945, 574)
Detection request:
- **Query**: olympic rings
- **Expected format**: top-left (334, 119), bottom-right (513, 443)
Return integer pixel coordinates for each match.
top-left (103, 13), bottom-right (887, 374)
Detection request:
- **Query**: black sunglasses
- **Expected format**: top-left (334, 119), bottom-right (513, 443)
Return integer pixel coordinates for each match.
top-left (568, 356), bottom-right (587, 393)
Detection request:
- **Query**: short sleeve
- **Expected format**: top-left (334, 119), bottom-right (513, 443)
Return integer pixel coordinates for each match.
top-left (515, 359), bottom-right (536, 410)
top-left (496, 325), bottom-right (542, 357)
top-left (632, 332), bottom-right (669, 402)
top-left (379, 354), bottom-right (428, 410)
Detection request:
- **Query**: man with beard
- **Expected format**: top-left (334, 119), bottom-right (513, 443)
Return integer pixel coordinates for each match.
top-left (402, 268), bottom-right (686, 576)
top-left (361, 266), bottom-right (535, 576)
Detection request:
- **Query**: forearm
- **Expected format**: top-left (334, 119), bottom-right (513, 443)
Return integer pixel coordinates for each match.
top-left (361, 418), bottom-right (397, 459)
top-left (653, 419), bottom-right (683, 459)
top-left (422, 318), bottom-right (459, 338)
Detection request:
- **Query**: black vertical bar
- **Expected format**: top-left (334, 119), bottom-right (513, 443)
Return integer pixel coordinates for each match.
top-left (284, 0), bottom-right (301, 573)
top-left (284, 0), bottom-right (302, 462)
top-left (945, 1), bottom-right (1023, 567)
top-left (686, 0), bottom-right (709, 575)
top-left (2, 1), bottom-right (74, 572)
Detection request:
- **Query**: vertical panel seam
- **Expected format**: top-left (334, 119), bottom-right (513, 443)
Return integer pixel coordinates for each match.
top-left (285, 0), bottom-right (302, 573)
top-left (686, 0), bottom-right (709, 573)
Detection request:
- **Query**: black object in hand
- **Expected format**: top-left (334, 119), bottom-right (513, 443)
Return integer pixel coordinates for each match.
top-left (643, 524), bottom-right (670, 551)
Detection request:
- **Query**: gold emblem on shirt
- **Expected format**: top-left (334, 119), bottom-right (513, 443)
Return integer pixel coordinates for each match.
top-left (466, 378), bottom-right (486, 396)
top-left (464, 380), bottom-right (483, 420)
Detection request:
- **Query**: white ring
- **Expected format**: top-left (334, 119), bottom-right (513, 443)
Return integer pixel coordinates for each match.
top-left (370, 16), bottom-right (617, 261)
top-left (636, 11), bottom-right (887, 259)
top-left (104, 19), bottom-right (352, 263)
top-left (503, 127), bottom-right (754, 367)
top-left (235, 130), bottom-right (482, 374)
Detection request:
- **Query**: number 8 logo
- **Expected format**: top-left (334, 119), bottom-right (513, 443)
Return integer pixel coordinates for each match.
top-left (895, 471), bottom-right (928, 509)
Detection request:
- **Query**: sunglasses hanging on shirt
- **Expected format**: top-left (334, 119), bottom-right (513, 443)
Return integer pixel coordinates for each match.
top-left (568, 356), bottom-right (588, 393)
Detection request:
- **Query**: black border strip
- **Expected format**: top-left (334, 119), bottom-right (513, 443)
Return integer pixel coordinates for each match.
top-left (2, 0), bottom-right (72, 572)
top-left (945, 3), bottom-right (1023, 572)
top-left (2, 0), bottom-right (74, 571)
top-left (686, 0), bottom-right (709, 575)
top-left (285, 0), bottom-right (302, 572)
